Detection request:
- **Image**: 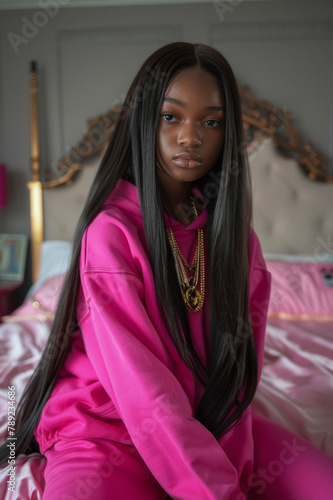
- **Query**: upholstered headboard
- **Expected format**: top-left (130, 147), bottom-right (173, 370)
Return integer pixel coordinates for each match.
top-left (250, 138), bottom-right (333, 255)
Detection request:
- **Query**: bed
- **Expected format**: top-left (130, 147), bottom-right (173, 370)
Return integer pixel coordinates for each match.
top-left (0, 62), bottom-right (332, 499)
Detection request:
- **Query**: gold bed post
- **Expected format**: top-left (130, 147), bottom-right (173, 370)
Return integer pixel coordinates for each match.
top-left (27, 61), bottom-right (44, 283)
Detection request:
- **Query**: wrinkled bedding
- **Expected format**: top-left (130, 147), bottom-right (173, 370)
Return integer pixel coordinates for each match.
top-left (253, 318), bottom-right (333, 456)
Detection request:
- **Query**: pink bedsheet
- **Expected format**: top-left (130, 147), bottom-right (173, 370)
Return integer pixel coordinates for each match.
top-left (253, 318), bottom-right (333, 457)
top-left (0, 319), bottom-right (47, 500)
top-left (0, 272), bottom-right (332, 499)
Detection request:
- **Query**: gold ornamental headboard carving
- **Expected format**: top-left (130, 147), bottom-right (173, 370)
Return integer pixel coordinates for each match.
top-left (239, 86), bottom-right (332, 183)
top-left (42, 107), bottom-right (121, 189)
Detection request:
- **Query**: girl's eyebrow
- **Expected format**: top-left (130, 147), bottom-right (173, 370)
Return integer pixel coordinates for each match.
top-left (163, 97), bottom-right (225, 111)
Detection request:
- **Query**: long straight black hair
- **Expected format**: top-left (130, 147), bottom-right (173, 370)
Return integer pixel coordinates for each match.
top-left (0, 42), bottom-right (256, 462)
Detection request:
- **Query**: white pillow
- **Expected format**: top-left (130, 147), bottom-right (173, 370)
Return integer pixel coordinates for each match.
top-left (26, 240), bottom-right (73, 297)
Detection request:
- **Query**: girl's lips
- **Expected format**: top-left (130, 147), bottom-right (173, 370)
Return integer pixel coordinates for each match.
top-left (173, 154), bottom-right (202, 168)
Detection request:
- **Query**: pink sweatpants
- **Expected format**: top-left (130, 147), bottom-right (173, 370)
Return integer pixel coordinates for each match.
top-left (248, 413), bottom-right (333, 499)
top-left (42, 414), bottom-right (333, 500)
top-left (42, 438), bottom-right (165, 500)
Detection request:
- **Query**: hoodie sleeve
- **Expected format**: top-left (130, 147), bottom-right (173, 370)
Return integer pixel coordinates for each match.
top-left (77, 221), bottom-right (247, 500)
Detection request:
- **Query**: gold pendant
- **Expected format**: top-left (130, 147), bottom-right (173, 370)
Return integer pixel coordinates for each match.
top-left (183, 285), bottom-right (201, 312)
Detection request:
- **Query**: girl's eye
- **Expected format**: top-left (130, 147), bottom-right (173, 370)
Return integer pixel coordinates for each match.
top-left (161, 114), bottom-right (175, 122)
top-left (204, 120), bottom-right (222, 128)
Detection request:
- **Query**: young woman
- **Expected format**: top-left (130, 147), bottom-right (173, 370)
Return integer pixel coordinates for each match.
top-left (1, 42), bottom-right (332, 499)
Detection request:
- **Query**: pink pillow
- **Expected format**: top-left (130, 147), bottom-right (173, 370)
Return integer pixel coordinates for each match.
top-left (266, 260), bottom-right (333, 320)
top-left (5, 274), bottom-right (65, 323)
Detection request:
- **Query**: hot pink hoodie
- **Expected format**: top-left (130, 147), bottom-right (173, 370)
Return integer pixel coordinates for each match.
top-left (35, 179), bottom-right (271, 499)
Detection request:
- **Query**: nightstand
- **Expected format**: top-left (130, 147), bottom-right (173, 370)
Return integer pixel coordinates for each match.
top-left (0, 281), bottom-right (23, 320)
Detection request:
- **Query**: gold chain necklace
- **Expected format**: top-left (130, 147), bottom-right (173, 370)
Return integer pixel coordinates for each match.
top-left (167, 199), bottom-right (205, 312)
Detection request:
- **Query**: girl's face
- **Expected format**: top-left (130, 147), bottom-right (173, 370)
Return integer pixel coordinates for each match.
top-left (156, 66), bottom-right (225, 191)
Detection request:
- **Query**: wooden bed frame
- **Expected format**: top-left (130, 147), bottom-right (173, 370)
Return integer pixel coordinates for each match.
top-left (27, 61), bottom-right (333, 282)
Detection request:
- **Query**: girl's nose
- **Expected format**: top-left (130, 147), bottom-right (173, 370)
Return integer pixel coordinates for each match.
top-left (177, 123), bottom-right (202, 147)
